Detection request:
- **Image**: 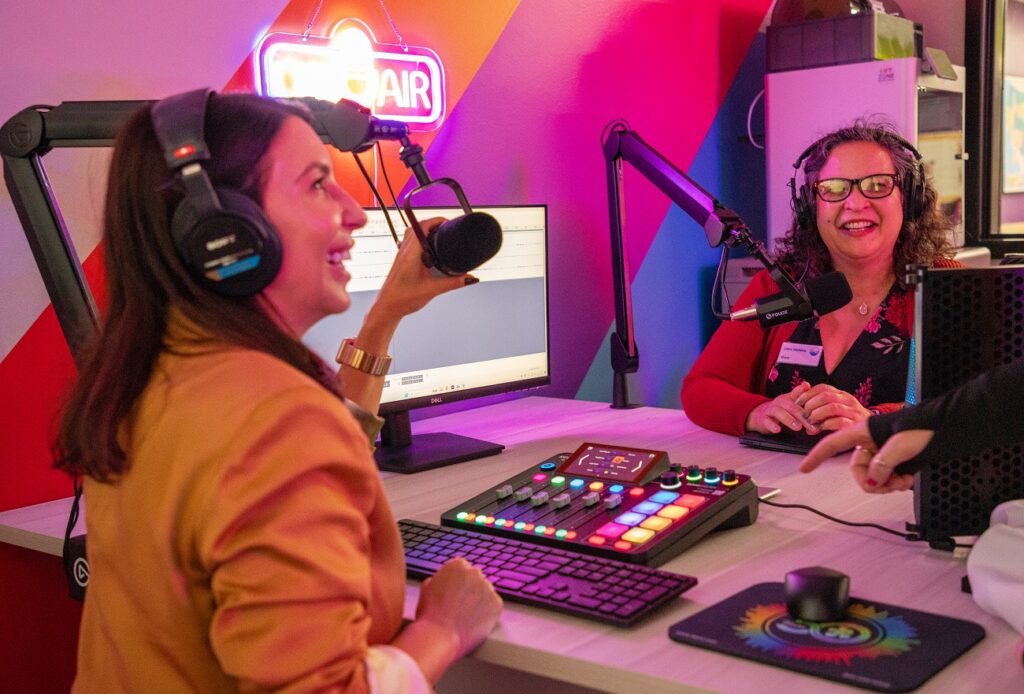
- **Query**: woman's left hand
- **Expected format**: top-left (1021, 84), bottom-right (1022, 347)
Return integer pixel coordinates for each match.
top-left (794, 383), bottom-right (872, 432)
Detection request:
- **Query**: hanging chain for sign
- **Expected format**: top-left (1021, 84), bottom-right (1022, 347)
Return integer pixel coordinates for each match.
top-left (378, 0), bottom-right (409, 52)
top-left (302, 0), bottom-right (325, 40)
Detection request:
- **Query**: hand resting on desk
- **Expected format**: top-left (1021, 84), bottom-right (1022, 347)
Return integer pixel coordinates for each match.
top-left (799, 420), bottom-right (933, 493)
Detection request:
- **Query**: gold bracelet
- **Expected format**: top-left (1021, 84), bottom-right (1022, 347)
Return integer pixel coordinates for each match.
top-left (335, 338), bottom-right (392, 376)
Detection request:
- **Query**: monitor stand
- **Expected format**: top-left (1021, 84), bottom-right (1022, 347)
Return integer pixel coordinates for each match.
top-left (374, 411), bottom-right (504, 474)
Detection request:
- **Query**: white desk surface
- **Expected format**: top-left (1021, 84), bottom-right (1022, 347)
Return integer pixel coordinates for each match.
top-left (3, 396), bottom-right (1022, 693)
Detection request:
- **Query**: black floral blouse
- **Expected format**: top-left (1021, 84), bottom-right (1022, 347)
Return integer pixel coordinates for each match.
top-left (764, 284), bottom-right (911, 408)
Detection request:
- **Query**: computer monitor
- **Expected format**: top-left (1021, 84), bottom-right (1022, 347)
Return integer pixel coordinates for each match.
top-left (304, 205), bottom-right (550, 473)
top-left (909, 265), bottom-right (1024, 542)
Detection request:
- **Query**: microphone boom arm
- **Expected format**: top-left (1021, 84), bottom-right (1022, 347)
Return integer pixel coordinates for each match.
top-left (602, 125), bottom-right (782, 408)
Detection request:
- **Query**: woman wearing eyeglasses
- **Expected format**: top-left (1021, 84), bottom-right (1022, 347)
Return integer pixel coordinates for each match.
top-left (682, 121), bottom-right (962, 437)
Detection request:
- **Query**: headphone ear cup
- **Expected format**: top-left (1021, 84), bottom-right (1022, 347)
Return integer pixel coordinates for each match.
top-left (793, 183), bottom-right (815, 229)
top-left (170, 189), bottom-right (282, 297)
top-left (901, 165), bottom-right (927, 220)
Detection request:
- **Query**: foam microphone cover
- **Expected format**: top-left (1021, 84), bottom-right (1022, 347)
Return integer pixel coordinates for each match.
top-left (309, 99), bottom-right (372, 152)
top-left (428, 212), bottom-right (503, 274)
top-left (805, 271), bottom-right (853, 315)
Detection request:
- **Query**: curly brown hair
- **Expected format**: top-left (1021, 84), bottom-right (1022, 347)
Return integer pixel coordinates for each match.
top-left (774, 120), bottom-right (954, 285)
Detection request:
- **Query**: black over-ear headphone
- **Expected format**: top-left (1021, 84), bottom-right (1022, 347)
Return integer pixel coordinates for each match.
top-left (789, 132), bottom-right (927, 230)
top-left (151, 89), bottom-right (282, 297)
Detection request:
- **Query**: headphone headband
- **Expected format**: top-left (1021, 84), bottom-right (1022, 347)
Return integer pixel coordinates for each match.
top-left (152, 89), bottom-right (214, 169)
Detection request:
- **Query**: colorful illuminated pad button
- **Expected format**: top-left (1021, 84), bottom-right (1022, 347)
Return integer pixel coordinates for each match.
top-left (649, 490), bottom-right (680, 504)
top-left (621, 527), bottom-right (655, 544)
top-left (539, 461), bottom-right (557, 470)
top-left (589, 481), bottom-right (605, 492)
top-left (614, 511), bottom-right (646, 527)
top-left (628, 487), bottom-right (645, 497)
top-left (640, 516), bottom-right (672, 531)
top-left (676, 494), bottom-right (706, 508)
top-left (587, 535), bottom-right (607, 545)
top-left (595, 522), bottom-right (629, 539)
top-left (632, 501), bottom-right (663, 515)
top-left (533, 473), bottom-right (548, 482)
top-left (609, 484), bottom-right (625, 494)
top-left (456, 511), bottom-right (468, 520)
top-left (570, 478), bottom-right (586, 489)
top-left (657, 505), bottom-right (689, 520)
top-left (613, 540), bottom-right (633, 551)
top-left (565, 530), bottom-right (578, 540)
top-left (551, 475), bottom-right (566, 485)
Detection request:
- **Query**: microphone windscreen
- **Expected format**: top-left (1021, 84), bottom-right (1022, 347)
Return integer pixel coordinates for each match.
top-left (313, 99), bottom-right (372, 152)
top-left (805, 271), bottom-right (853, 315)
top-left (430, 212), bottom-right (503, 274)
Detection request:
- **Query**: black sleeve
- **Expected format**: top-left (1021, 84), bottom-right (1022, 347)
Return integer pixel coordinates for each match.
top-left (867, 360), bottom-right (1024, 471)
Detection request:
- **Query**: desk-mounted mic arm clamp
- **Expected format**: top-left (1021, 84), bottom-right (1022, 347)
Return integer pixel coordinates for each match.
top-left (602, 123), bottom-right (775, 409)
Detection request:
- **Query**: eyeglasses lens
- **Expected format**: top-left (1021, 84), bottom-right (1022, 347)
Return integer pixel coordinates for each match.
top-left (815, 174), bottom-right (896, 202)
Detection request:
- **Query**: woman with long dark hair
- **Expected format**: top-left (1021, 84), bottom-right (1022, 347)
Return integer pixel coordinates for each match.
top-left (56, 91), bottom-right (501, 692)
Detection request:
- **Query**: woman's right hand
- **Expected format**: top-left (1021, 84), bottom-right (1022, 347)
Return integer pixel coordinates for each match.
top-left (394, 557), bottom-right (502, 683)
top-left (415, 558), bottom-right (503, 657)
top-left (745, 381), bottom-right (819, 435)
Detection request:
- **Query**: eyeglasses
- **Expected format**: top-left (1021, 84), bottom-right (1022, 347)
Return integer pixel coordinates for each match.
top-left (812, 173), bottom-right (899, 202)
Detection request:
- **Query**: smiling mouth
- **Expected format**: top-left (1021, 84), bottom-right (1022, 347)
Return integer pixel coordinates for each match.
top-left (840, 220), bottom-right (876, 233)
top-left (326, 250), bottom-right (349, 266)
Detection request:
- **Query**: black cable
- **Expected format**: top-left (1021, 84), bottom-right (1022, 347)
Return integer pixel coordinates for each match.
top-left (758, 497), bottom-right (974, 549)
top-left (351, 151), bottom-right (400, 246)
top-left (62, 476), bottom-right (83, 578)
top-left (710, 245), bottom-right (732, 320)
top-left (375, 141), bottom-right (408, 228)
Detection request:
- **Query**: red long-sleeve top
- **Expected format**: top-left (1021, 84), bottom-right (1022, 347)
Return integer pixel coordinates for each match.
top-left (681, 259), bottom-right (962, 436)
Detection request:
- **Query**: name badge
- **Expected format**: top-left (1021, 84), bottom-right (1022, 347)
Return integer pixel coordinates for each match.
top-left (776, 342), bottom-right (823, 367)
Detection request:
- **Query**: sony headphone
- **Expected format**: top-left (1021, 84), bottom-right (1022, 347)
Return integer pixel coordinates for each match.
top-left (150, 89), bottom-right (281, 297)
top-left (789, 131), bottom-right (927, 230)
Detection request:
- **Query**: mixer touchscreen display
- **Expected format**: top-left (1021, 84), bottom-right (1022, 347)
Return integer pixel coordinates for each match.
top-left (557, 442), bottom-right (665, 483)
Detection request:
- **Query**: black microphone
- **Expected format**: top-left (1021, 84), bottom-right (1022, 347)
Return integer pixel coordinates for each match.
top-left (299, 97), bottom-right (408, 152)
top-left (300, 97), bottom-right (504, 274)
top-left (423, 211), bottom-right (503, 274)
top-left (730, 271), bottom-right (852, 328)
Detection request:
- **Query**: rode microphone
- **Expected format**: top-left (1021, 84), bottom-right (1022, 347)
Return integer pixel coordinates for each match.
top-left (301, 97), bottom-right (503, 275)
top-left (422, 212), bottom-right (503, 274)
top-left (731, 271), bottom-right (852, 328)
top-left (297, 97), bottom-right (408, 152)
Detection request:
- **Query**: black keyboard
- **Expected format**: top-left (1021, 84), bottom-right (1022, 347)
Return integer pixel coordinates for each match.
top-left (399, 519), bottom-right (697, 626)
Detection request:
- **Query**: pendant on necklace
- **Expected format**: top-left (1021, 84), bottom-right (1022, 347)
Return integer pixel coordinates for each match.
top-left (858, 302), bottom-right (869, 316)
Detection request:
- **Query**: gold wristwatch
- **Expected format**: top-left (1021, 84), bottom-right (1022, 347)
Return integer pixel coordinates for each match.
top-left (335, 339), bottom-right (392, 376)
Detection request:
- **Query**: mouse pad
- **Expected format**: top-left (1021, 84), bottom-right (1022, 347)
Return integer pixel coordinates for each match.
top-left (668, 582), bottom-right (985, 692)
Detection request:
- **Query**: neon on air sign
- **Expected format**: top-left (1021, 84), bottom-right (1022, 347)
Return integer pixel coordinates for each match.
top-left (255, 18), bottom-right (445, 130)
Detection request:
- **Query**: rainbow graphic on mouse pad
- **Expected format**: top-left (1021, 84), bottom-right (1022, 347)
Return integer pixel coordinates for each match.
top-left (668, 583), bottom-right (985, 692)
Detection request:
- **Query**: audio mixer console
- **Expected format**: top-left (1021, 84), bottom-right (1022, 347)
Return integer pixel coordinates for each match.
top-left (441, 442), bottom-right (758, 565)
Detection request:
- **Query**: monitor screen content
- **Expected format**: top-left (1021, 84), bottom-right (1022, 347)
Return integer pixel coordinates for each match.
top-left (304, 204), bottom-right (550, 473)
